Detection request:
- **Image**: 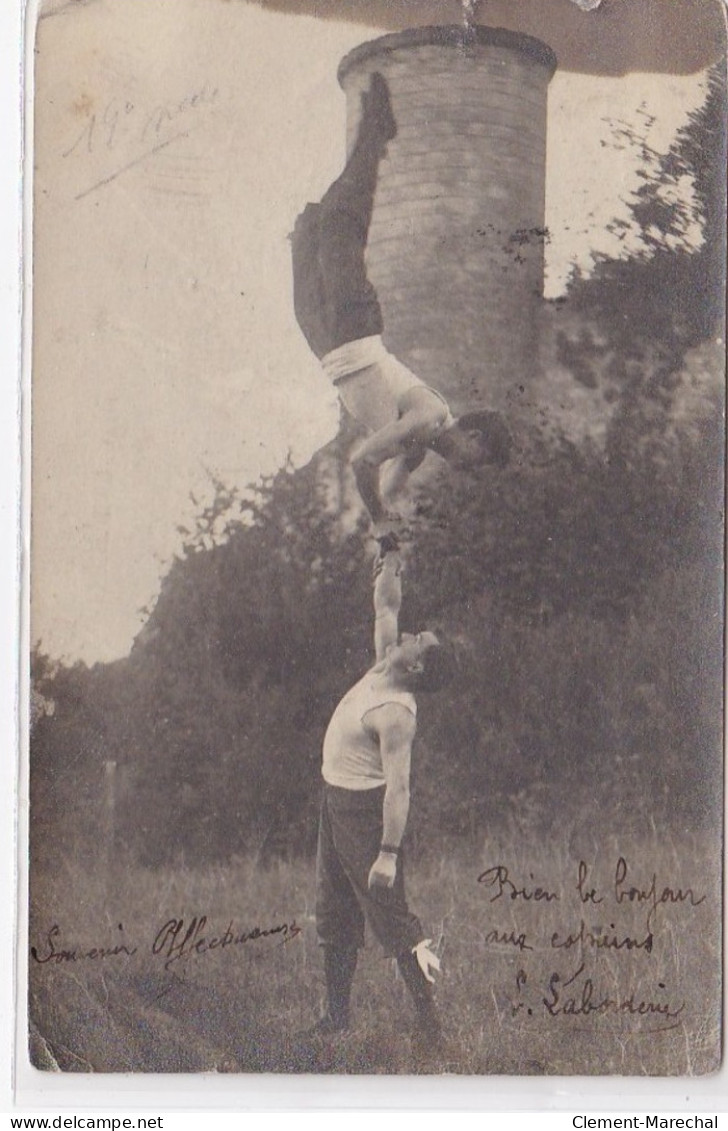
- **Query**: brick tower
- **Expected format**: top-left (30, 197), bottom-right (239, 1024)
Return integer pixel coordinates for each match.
top-left (338, 26), bottom-right (557, 420)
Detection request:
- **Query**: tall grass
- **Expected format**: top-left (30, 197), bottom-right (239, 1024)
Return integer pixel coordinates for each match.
top-left (28, 825), bottom-right (721, 1076)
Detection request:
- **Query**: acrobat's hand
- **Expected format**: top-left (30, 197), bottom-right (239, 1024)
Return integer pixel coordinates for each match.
top-left (368, 851), bottom-right (397, 889)
top-left (413, 939), bottom-right (441, 984)
top-left (375, 530), bottom-right (401, 556)
top-left (373, 544), bottom-right (403, 581)
top-left (372, 512), bottom-right (404, 539)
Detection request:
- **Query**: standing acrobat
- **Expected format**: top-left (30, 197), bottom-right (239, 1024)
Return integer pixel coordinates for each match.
top-left (291, 72), bottom-right (511, 538)
top-left (310, 547), bottom-right (451, 1048)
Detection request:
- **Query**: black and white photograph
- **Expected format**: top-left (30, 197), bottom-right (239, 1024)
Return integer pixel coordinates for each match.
top-left (27, 0), bottom-right (726, 1079)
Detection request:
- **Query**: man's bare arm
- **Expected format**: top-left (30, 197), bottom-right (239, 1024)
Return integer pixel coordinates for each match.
top-left (364, 703), bottom-right (416, 888)
top-left (373, 550), bottom-right (402, 661)
top-left (379, 448), bottom-right (426, 511)
top-left (351, 392), bottom-right (445, 523)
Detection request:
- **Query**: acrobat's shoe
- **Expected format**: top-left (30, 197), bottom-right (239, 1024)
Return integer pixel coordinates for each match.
top-left (360, 72), bottom-right (398, 146)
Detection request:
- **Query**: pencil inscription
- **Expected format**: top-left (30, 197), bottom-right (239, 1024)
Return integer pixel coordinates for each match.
top-left (62, 82), bottom-right (219, 160)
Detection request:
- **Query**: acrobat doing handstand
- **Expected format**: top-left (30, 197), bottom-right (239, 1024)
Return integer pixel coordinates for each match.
top-left (291, 72), bottom-right (511, 544)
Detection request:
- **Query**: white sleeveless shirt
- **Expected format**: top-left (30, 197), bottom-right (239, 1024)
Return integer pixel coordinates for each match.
top-left (322, 671), bottom-right (417, 790)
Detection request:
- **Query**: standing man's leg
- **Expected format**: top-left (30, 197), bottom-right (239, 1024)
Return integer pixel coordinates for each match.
top-left (323, 785), bottom-right (442, 1041)
top-left (314, 788), bottom-right (365, 1032)
top-left (396, 947), bottom-right (441, 1044)
top-left (321, 945), bottom-right (358, 1032)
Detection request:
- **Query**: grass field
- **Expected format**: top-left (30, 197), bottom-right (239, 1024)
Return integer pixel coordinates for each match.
top-left (28, 827), bottom-right (721, 1076)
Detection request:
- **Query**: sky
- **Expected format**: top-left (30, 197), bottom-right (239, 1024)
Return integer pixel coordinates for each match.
top-left (29, 0), bottom-right (708, 664)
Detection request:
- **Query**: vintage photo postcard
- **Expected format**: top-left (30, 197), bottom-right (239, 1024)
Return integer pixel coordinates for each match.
top-left (26, 0), bottom-right (726, 1079)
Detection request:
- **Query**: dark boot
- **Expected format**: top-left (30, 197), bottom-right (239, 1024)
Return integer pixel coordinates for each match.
top-left (397, 948), bottom-right (442, 1047)
top-left (318, 944), bottom-right (358, 1032)
top-left (359, 72), bottom-right (398, 147)
top-left (318, 73), bottom-right (396, 223)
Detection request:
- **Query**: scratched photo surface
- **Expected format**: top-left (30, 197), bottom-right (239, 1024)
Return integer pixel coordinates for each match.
top-left (29, 0), bottom-right (725, 1075)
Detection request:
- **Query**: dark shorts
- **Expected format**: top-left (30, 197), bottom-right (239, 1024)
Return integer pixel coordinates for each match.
top-left (315, 783), bottom-right (423, 956)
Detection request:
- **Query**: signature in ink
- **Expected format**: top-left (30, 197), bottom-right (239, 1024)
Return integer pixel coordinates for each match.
top-left (477, 864), bottom-right (560, 904)
top-left (543, 962), bottom-right (685, 1021)
top-left (151, 915), bottom-right (302, 971)
top-left (30, 922), bottom-right (137, 965)
top-left (484, 927), bottom-right (534, 952)
top-left (551, 918), bottom-right (653, 955)
top-left (31, 914), bottom-right (302, 971)
top-left (613, 856), bottom-right (706, 930)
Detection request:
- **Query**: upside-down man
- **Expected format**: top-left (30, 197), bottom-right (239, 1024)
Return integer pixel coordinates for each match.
top-left (291, 71), bottom-right (511, 541)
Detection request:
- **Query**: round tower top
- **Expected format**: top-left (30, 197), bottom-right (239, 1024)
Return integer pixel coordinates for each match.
top-left (338, 25), bottom-right (558, 86)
